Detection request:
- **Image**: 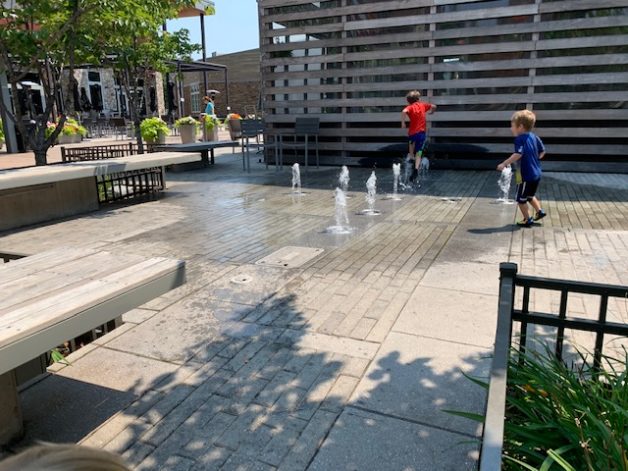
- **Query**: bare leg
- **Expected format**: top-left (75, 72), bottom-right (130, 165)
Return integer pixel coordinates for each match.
top-left (518, 203), bottom-right (531, 220)
top-left (529, 197), bottom-right (542, 213)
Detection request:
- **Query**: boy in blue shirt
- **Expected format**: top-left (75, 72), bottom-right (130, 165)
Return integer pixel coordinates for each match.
top-left (497, 110), bottom-right (547, 227)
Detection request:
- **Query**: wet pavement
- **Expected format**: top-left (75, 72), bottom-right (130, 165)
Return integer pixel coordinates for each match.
top-left (1, 149), bottom-right (627, 470)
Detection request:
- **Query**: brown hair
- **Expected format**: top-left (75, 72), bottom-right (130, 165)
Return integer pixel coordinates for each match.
top-left (0, 444), bottom-right (131, 471)
top-left (406, 90), bottom-right (421, 104)
top-left (511, 109), bottom-right (536, 132)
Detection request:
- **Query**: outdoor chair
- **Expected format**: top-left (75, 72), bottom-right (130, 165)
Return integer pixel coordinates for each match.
top-left (278, 117), bottom-right (320, 172)
top-left (109, 117), bottom-right (126, 140)
top-left (241, 119), bottom-right (280, 173)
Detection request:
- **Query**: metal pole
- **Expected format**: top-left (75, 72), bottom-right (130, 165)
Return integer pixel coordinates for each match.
top-left (177, 61), bottom-right (184, 119)
top-left (200, 13), bottom-right (208, 93)
top-left (224, 67), bottom-right (229, 111)
top-left (0, 72), bottom-right (18, 153)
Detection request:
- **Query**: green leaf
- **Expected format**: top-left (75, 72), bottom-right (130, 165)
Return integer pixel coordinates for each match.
top-left (442, 409), bottom-right (485, 423)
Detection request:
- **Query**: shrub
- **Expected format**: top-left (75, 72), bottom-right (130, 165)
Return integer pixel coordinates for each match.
top-left (140, 117), bottom-right (169, 142)
top-left (203, 114), bottom-right (221, 131)
top-left (174, 116), bottom-right (200, 129)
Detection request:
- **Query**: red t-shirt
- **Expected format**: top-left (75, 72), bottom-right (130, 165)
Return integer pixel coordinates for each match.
top-left (403, 102), bottom-right (432, 135)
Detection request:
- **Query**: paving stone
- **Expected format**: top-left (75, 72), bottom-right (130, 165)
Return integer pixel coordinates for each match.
top-left (120, 441), bottom-right (155, 468)
top-left (123, 308), bottom-right (159, 324)
top-left (309, 407), bottom-right (478, 471)
top-left (351, 332), bottom-right (490, 437)
top-left (260, 416), bottom-right (308, 467)
top-left (279, 330), bottom-right (379, 360)
top-left (182, 411), bottom-right (238, 459)
top-left (393, 286), bottom-right (499, 348)
top-left (276, 409), bottom-right (339, 471)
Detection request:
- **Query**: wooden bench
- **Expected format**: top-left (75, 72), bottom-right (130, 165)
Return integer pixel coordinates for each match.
top-left (0, 151), bottom-right (201, 232)
top-left (0, 247), bottom-right (186, 445)
top-left (154, 140), bottom-right (239, 167)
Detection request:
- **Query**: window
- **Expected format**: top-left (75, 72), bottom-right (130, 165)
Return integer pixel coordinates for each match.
top-left (190, 83), bottom-right (201, 113)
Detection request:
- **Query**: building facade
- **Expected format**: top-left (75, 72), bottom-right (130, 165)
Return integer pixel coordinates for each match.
top-left (181, 49), bottom-right (261, 117)
top-left (258, 0), bottom-right (628, 166)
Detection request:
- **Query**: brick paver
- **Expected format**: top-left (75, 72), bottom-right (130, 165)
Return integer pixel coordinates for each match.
top-left (2, 150), bottom-right (627, 469)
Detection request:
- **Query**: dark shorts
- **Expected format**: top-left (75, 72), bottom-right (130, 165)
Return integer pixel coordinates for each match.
top-left (408, 132), bottom-right (426, 154)
top-left (516, 179), bottom-right (540, 204)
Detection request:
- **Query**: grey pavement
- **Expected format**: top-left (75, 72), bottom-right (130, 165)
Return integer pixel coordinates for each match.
top-left (1, 148), bottom-right (627, 470)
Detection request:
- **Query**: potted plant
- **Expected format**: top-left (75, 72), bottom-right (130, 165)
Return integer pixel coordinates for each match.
top-left (225, 113), bottom-right (242, 141)
top-left (140, 117), bottom-right (169, 144)
top-left (58, 118), bottom-right (86, 144)
top-left (203, 115), bottom-right (221, 141)
top-left (174, 116), bottom-right (199, 144)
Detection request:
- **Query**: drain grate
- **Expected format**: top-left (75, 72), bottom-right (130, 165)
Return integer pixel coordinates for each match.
top-left (256, 246), bottom-right (324, 268)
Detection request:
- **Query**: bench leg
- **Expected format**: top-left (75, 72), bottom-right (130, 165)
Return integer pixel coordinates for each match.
top-left (211, 149), bottom-right (215, 165)
top-left (200, 150), bottom-right (210, 167)
top-left (0, 370), bottom-right (23, 445)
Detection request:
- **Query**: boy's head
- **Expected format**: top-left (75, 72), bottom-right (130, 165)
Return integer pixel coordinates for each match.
top-left (511, 109), bottom-right (536, 135)
top-left (406, 90), bottom-right (421, 104)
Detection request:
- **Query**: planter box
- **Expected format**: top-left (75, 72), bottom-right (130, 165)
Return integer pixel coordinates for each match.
top-left (58, 134), bottom-right (75, 145)
top-left (179, 125), bottom-right (197, 144)
top-left (145, 133), bottom-right (167, 145)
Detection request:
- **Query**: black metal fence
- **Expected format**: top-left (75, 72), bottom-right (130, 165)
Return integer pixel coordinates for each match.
top-left (480, 262), bottom-right (628, 470)
top-left (96, 168), bottom-right (164, 204)
top-left (61, 143), bottom-right (160, 162)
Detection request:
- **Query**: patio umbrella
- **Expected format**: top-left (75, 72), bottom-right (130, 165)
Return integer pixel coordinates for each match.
top-left (149, 87), bottom-right (156, 112)
top-left (80, 88), bottom-right (92, 111)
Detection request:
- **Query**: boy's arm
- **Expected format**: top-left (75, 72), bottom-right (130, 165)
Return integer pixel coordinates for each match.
top-left (427, 104), bottom-right (437, 114)
top-left (401, 111), bottom-right (408, 129)
top-left (497, 152), bottom-right (521, 171)
top-left (539, 151), bottom-right (546, 160)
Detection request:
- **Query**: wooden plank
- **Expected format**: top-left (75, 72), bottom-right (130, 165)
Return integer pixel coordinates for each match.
top-left (0, 152), bottom-right (200, 191)
top-left (266, 72), bottom-right (628, 95)
top-left (264, 54), bottom-right (628, 82)
top-left (265, 91), bottom-right (628, 108)
top-left (264, 15), bottom-right (628, 53)
top-left (0, 252), bottom-right (149, 312)
top-left (0, 257), bottom-right (184, 346)
top-left (263, 34), bottom-right (628, 68)
top-left (264, 109), bottom-right (628, 123)
top-left (309, 141), bottom-right (628, 155)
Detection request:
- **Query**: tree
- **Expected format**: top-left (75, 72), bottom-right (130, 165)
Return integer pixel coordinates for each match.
top-left (0, 0), bottom-right (208, 164)
top-left (81, 0), bottom-right (205, 153)
top-left (0, 0), bottom-right (102, 165)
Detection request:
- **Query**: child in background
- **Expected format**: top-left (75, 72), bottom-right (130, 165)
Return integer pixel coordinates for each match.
top-left (497, 109), bottom-right (547, 227)
top-left (401, 90), bottom-right (436, 180)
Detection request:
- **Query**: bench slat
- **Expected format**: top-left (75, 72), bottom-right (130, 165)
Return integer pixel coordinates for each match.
top-left (0, 252), bottom-right (149, 311)
top-left (0, 257), bottom-right (183, 348)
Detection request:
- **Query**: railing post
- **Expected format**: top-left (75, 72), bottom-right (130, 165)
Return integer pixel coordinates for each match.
top-left (480, 262), bottom-right (518, 471)
top-left (61, 146), bottom-right (67, 162)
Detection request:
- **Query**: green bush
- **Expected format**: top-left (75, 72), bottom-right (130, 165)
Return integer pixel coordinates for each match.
top-left (203, 114), bottom-right (221, 131)
top-left (503, 347), bottom-right (628, 470)
top-left (450, 347), bottom-right (628, 470)
top-left (140, 117), bottom-right (169, 143)
top-left (174, 116), bottom-right (200, 129)
top-left (0, 119), bottom-right (5, 144)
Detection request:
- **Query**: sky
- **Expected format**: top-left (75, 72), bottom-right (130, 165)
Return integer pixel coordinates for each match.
top-left (166, 0), bottom-right (261, 58)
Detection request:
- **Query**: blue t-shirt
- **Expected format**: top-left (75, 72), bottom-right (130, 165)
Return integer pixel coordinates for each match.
top-left (204, 101), bottom-right (215, 115)
top-left (514, 132), bottom-right (545, 182)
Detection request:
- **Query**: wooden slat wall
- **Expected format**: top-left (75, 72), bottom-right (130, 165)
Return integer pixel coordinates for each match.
top-left (259, 0), bottom-right (628, 164)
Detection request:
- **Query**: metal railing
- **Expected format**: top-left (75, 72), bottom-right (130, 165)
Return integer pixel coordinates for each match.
top-left (96, 168), bottom-right (164, 204)
top-left (480, 262), bottom-right (628, 470)
top-left (60, 143), bottom-right (160, 162)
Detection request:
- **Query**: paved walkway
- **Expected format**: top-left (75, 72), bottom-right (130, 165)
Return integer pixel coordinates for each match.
top-left (1, 150), bottom-right (627, 470)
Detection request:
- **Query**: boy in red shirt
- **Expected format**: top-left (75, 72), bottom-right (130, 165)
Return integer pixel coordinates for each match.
top-left (401, 90), bottom-right (436, 177)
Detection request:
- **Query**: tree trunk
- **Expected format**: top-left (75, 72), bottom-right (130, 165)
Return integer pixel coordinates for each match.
top-left (34, 148), bottom-right (48, 166)
top-left (135, 119), bottom-right (144, 154)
